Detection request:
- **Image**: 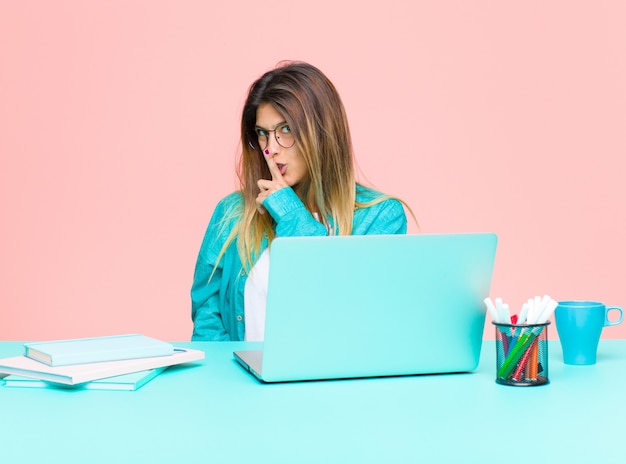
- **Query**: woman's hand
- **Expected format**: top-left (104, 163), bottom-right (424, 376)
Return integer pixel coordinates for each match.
top-left (256, 152), bottom-right (288, 214)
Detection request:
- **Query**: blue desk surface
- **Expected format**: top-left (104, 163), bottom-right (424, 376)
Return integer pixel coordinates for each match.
top-left (1, 340), bottom-right (624, 463)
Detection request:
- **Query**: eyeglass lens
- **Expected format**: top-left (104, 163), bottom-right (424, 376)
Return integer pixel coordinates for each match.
top-left (255, 124), bottom-right (295, 150)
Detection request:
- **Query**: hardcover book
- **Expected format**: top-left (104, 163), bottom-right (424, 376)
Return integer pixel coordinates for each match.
top-left (0, 348), bottom-right (204, 385)
top-left (2, 367), bottom-right (167, 391)
top-left (24, 334), bottom-right (174, 366)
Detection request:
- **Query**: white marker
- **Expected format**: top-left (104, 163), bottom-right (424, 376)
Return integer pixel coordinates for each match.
top-left (526, 298), bottom-right (537, 324)
top-left (518, 302), bottom-right (530, 325)
top-left (484, 297), bottom-right (499, 323)
top-left (495, 298), bottom-right (509, 323)
top-left (501, 303), bottom-right (511, 324)
top-left (538, 298), bottom-right (558, 323)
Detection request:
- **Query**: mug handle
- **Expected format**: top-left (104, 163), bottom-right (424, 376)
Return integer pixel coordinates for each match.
top-left (605, 306), bottom-right (624, 326)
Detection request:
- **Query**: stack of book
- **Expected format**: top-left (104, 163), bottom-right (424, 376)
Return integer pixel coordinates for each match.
top-left (0, 334), bottom-right (204, 391)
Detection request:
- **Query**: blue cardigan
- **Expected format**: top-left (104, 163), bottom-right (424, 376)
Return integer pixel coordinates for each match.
top-left (191, 185), bottom-right (407, 341)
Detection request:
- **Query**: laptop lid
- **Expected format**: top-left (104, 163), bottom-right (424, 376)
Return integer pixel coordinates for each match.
top-left (234, 233), bottom-right (497, 382)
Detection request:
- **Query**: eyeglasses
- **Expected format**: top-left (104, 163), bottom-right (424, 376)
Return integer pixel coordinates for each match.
top-left (253, 123), bottom-right (296, 150)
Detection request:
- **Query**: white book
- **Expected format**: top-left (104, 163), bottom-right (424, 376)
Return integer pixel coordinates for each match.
top-left (23, 334), bottom-right (174, 366)
top-left (0, 348), bottom-right (204, 385)
top-left (2, 367), bottom-right (167, 391)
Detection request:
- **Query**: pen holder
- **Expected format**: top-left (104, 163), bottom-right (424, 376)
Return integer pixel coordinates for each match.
top-left (493, 322), bottom-right (550, 386)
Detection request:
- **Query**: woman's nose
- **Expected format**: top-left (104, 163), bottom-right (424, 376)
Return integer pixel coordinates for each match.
top-left (265, 134), bottom-right (280, 155)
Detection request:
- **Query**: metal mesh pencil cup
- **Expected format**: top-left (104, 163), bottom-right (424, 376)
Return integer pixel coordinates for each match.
top-left (493, 322), bottom-right (550, 386)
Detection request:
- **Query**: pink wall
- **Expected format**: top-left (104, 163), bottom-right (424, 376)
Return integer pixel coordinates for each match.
top-left (1, 1), bottom-right (624, 341)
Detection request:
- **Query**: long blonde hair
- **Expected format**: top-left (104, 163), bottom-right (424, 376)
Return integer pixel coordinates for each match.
top-left (219, 61), bottom-right (401, 273)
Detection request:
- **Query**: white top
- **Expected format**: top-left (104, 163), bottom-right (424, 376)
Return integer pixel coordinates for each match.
top-left (243, 248), bottom-right (270, 341)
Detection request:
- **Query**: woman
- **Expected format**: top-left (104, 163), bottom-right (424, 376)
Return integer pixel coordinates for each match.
top-left (191, 61), bottom-right (410, 341)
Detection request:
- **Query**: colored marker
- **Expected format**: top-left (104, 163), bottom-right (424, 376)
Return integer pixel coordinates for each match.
top-left (497, 326), bottom-right (544, 379)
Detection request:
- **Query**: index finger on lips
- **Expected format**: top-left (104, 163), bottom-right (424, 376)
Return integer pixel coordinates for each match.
top-left (263, 151), bottom-right (284, 182)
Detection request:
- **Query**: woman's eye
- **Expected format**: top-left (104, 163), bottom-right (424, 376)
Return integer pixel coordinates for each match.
top-left (279, 124), bottom-right (291, 134)
top-left (255, 128), bottom-right (268, 136)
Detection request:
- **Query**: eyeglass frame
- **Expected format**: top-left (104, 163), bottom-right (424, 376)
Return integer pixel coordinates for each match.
top-left (248, 123), bottom-right (296, 152)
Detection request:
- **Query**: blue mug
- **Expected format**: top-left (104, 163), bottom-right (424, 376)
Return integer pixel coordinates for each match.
top-left (555, 301), bottom-right (623, 365)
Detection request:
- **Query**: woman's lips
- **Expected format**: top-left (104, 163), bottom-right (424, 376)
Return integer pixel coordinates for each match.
top-left (277, 163), bottom-right (286, 175)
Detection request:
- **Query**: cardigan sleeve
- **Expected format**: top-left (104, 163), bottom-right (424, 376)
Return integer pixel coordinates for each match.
top-left (262, 187), bottom-right (329, 237)
top-left (263, 185), bottom-right (408, 236)
top-left (191, 194), bottom-right (241, 341)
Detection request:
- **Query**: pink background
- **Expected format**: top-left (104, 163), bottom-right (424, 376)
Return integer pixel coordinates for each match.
top-left (1, 1), bottom-right (624, 341)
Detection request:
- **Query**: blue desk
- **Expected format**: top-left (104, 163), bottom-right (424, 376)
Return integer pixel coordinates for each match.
top-left (1, 340), bottom-right (624, 463)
